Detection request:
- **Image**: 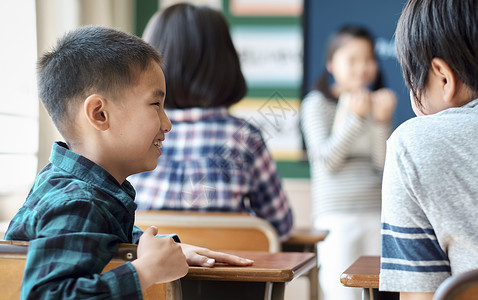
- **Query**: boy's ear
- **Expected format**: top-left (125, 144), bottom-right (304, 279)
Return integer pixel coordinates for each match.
top-left (83, 94), bottom-right (110, 131)
top-left (430, 57), bottom-right (459, 104)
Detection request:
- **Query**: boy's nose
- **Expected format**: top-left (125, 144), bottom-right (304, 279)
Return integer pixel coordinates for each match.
top-left (161, 115), bottom-right (172, 133)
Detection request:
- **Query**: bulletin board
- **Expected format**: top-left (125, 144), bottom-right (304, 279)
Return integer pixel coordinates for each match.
top-left (223, 0), bottom-right (307, 177)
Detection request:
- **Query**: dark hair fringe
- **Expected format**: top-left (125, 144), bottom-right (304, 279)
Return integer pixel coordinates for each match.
top-left (143, 3), bottom-right (247, 109)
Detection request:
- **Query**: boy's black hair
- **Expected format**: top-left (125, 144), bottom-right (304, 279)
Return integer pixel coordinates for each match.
top-left (142, 3), bottom-right (247, 109)
top-left (396, 0), bottom-right (478, 109)
top-left (38, 25), bottom-right (162, 137)
top-left (314, 25), bottom-right (384, 101)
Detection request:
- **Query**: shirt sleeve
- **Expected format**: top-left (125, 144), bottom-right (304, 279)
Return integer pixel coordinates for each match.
top-left (22, 200), bottom-right (143, 300)
top-left (379, 129), bottom-right (450, 293)
top-left (300, 91), bottom-right (365, 172)
top-left (247, 131), bottom-right (293, 241)
top-left (132, 225), bottom-right (143, 244)
top-left (370, 122), bottom-right (392, 171)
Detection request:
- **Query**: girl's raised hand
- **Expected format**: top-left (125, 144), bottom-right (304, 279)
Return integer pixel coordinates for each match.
top-left (371, 88), bottom-right (397, 123)
top-left (348, 89), bottom-right (372, 118)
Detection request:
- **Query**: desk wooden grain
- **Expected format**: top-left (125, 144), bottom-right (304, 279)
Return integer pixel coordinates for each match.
top-left (186, 250), bottom-right (316, 282)
top-left (341, 255), bottom-right (380, 289)
top-left (341, 256), bottom-right (399, 300)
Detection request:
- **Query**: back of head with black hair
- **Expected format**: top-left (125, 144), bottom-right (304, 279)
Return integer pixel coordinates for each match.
top-left (396, 0), bottom-right (478, 109)
top-left (38, 25), bottom-right (162, 137)
top-left (142, 3), bottom-right (247, 109)
top-left (314, 25), bottom-right (384, 101)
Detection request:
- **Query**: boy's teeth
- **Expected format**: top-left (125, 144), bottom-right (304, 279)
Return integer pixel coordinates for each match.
top-left (154, 140), bottom-right (163, 148)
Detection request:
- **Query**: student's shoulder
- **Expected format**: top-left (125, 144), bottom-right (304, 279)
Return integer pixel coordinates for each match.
top-left (392, 104), bottom-right (478, 140)
top-left (389, 106), bottom-right (478, 158)
top-left (226, 113), bottom-right (263, 137)
top-left (302, 90), bottom-right (330, 105)
top-left (29, 170), bottom-right (99, 212)
top-left (301, 90), bottom-right (335, 116)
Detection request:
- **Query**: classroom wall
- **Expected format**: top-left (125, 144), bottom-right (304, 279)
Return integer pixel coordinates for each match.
top-left (303, 0), bottom-right (415, 128)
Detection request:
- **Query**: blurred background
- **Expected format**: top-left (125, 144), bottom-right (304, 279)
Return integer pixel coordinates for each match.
top-left (0, 0), bottom-right (412, 297)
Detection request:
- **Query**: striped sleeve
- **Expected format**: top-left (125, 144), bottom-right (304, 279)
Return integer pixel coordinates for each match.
top-left (371, 122), bottom-right (392, 171)
top-left (300, 91), bottom-right (365, 172)
top-left (379, 129), bottom-right (450, 292)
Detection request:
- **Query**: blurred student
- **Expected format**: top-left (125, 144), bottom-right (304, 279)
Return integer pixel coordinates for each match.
top-left (300, 25), bottom-right (396, 300)
top-left (5, 25), bottom-right (252, 299)
top-left (128, 3), bottom-right (293, 240)
top-left (380, 0), bottom-right (478, 299)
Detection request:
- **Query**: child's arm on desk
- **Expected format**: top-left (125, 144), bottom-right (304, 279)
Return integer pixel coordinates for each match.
top-left (180, 243), bottom-right (254, 267)
top-left (132, 226), bottom-right (254, 290)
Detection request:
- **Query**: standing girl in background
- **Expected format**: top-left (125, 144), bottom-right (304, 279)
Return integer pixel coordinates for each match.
top-left (300, 25), bottom-right (396, 300)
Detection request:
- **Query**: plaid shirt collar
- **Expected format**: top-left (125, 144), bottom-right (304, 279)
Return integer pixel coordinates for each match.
top-left (50, 141), bottom-right (137, 212)
top-left (165, 107), bottom-right (228, 122)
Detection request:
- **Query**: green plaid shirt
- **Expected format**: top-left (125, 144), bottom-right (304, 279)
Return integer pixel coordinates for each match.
top-left (5, 142), bottom-right (145, 299)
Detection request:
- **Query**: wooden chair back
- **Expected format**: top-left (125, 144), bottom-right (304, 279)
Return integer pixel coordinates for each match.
top-left (433, 269), bottom-right (478, 300)
top-left (0, 240), bottom-right (180, 300)
top-left (135, 211), bottom-right (281, 252)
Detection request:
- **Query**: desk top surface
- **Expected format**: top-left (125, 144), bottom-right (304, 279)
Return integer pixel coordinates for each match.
top-left (340, 256), bottom-right (380, 289)
top-left (185, 250), bottom-right (316, 283)
top-left (284, 228), bottom-right (328, 245)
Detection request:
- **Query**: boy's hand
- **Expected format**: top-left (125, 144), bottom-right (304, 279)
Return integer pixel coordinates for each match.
top-left (133, 226), bottom-right (188, 290)
top-left (348, 89), bottom-right (372, 118)
top-left (179, 243), bottom-right (254, 267)
top-left (371, 88), bottom-right (397, 123)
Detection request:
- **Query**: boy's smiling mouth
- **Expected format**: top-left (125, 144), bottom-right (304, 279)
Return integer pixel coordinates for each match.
top-left (153, 139), bottom-right (163, 152)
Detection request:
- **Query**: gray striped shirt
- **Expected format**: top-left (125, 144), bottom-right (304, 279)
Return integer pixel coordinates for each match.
top-left (300, 91), bottom-right (391, 217)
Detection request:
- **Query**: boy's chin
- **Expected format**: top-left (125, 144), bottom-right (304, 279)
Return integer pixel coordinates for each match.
top-left (143, 163), bottom-right (159, 173)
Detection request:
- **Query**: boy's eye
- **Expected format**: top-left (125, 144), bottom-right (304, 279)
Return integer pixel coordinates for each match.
top-left (152, 102), bottom-right (161, 106)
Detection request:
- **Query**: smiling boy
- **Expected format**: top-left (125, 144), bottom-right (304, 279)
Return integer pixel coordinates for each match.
top-left (4, 25), bottom-right (252, 299)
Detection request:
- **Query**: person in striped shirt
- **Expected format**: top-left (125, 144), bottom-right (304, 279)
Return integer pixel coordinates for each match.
top-left (380, 0), bottom-right (478, 299)
top-left (300, 25), bottom-right (396, 300)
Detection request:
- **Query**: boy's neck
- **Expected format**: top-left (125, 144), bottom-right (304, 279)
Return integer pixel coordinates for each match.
top-left (69, 141), bottom-right (127, 185)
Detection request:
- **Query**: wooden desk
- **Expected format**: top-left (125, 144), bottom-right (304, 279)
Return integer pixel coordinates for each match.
top-left (183, 250), bottom-right (316, 300)
top-left (0, 241), bottom-right (179, 300)
top-left (283, 227), bottom-right (328, 251)
top-left (136, 211), bottom-right (328, 300)
top-left (282, 228), bottom-right (328, 300)
top-left (340, 256), bottom-right (398, 300)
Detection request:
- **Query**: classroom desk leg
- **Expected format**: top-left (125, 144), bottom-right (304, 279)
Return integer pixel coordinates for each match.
top-left (270, 282), bottom-right (285, 300)
top-left (281, 243), bottom-right (320, 300)
top-left (308, 264), bottom-right (319, 300)
top-left (363, 288), bottom-right (373, 300)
